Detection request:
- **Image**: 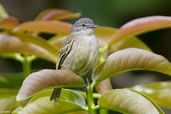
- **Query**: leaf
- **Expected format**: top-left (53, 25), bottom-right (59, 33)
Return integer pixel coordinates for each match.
top-left (48, 26), bottom-right (151, 53)
top-left (0, 73), bottom-right (23, 88)
top-left (0, 34), bottom-right (57, 62)
top-left (13, 20), bottom-right (72, 34)
top-left (0, 17), bottom-right (19, 29)
top-left (109, 36), bottom-right (152, 54)
top-left (66, 111), bottom-right (88, 114)
top-left (98, 89), bottom-right (164, 114)
top-left (132, 81), bottom-right (171, 108)
top-left (0, 98), bottom-right (7, 105)
top-left (94, 27), bottom-right (117, 47)
top-left (95, 79), bottom-right (113, 94)
top-left (0, 53), bottom-right (24, 62)
top-left (60, 89), bottom-right (85, 106)
top-left (93, 48), bottom-right (171, 84)
top-left (110, 16), bottom-right (171, 45)
top-left (0, 89), bottom-right (17, 112)
top-left (94, 27), bottom-right (151, 64)
top-left (94, 26), bottom-right (151, 53)
top-left (35, 9), bottom-right (81, 21)
top-left (0, 88), bottom-right (17, 98)
top-left (0, 97), bottom-right (18, 114)
top-left (11, 107), bottom-right (22, 114)
top-left (13, 32), bottom-right (59, 57)
top-left (0, 75), bottom-right (8, 83)
top-left (18, 97), bottom-right (85, 114)
top-left (16, 69), bottom-right (84, 102)
top-left (48, 35), bottom-right (67, 51)
top-left (12, 101), bottom-right (87, 114)
top-left (48, 26), bottom-right (117, 50)
top-left (28, 89), bottom-right (85, 106)
top-left (0, 4), bottom-right (9, 18)
top-left (18, 89), bottom-right (86, 114)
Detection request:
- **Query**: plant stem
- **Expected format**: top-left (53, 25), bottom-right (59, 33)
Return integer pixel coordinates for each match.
top-left (22, 56), bottom-right (32, 78)
top-left (93, 93), bottom-right (101, 98)
top-left (87, 80), bottom-right (96, 114)
top-left (99, 45), bottom-right (109, 63)
top-left (99, 108), bottom-right (108, 114)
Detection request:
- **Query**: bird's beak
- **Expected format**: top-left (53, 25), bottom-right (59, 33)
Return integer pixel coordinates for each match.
top-left (91, 24), bottom-right (99, 28)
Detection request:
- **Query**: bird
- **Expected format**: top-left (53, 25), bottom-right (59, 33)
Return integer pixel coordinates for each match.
top-left (50, 18), bottom-right (99, 101)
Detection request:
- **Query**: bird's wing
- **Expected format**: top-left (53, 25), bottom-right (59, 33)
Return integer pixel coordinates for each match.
top-left (56, 38), bottom-right (75, 69)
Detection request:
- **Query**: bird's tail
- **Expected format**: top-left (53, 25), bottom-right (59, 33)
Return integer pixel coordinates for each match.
top-left (50, 88), bottom-right (62, 101)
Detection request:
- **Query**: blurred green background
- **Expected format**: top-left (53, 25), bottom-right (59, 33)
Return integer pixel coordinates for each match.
top-left (0, 0), bottom-right (171, 113)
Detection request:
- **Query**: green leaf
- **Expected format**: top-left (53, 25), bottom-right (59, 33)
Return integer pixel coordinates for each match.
top-left (18, 89), bottom-right (86, 114)
top-left (0, 34), bottom-right (57, 62)
top-left (0, 89), bottom-right (18, 113)
top-left (13, 32), bottom-right (59, 57)
top-left (94, 27), bottom-right (151, 63)
top-left (0, 53), bottom-right (23, 61)
top-left (13, 20), bottom-right (72, 34)
top-left (0, 75), bottom-right (8, 83)
top-left (0, 88), bottom-right (17, 98)
top-left (0, 96), bottom-right (18, 114)
top-left (48, 26), bottom-right (116, 51)
top-left (66, 111), bottom-right (88, 114)
top-left (48, 26), bottom-right (151, 55)
top-left (110, 16), bottom-right (171, 45)
top-left (98, 89), bottom-right (164, 114)
top-left (0, 73), bottom-right (23, 88)
top-left (132, 81), bottom-right (171, 108)
top-left (95, 27), bottom-right (151, 52)
top-left (94, 27), bottom-right (117, 47)
top-left (18, 97), bottom-right (85, 114)
top-left (11, 107), bottom-right (22, 114)
top-left (12, 107), bottom-right (88, 114)
top-left (0, 89), bottom-right (17, 113)
top-left (28, 89), bottom-right (85, 106)
top-left (48, 35), bottom-right (67, 51)
top-left (93, 48), bottom-right (171, 84)
top-left (35, 8), bottom-right (81, 21)
top-left (0, 4), bottom-right (9, 18)
top-left (16, 69), bottom-right (84, 104)
top-left (0, 98), bottom-right (7, 105)
top-left (109, 36), bottom-right (152, 54)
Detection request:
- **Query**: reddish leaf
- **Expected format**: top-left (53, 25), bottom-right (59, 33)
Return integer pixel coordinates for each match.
top-left (48, 36), bottom-right (67, 51)
top-left (35, 9), bottom-right (81, 21)
top-left (0, 17), bottom-right (19, 29)
top-left (13, 32), bottom-right (59, 57)
top-left (0, 34), bottom-right (56, 62)
top-left (95, 79), bottom-right (113, 94)
top-left (110, 16), bottom-right (171, 45)
top-left (13, 20), bottom-right (72, 34)
top-left (17, 69), bottom-right (84, 101)
top-left (93, 48), bottom-right (171, 84)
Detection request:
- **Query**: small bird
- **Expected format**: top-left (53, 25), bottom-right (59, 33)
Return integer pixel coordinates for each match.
top-left (50, 18), bottom-right (99, 101)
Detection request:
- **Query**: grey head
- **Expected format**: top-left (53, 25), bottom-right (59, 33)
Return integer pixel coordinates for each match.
top-left (70, 18), bottom-right (98, 34)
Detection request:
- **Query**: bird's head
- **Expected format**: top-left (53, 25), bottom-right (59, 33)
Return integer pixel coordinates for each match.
top-left (70, 18), bottom-right (98, 35)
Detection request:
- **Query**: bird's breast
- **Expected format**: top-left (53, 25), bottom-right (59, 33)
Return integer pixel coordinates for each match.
top-left (61, 34), bottom-right (99, 76)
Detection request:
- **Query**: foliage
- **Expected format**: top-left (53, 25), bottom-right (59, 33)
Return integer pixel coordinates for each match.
top-left (0, 4), bottom-right (171, 114)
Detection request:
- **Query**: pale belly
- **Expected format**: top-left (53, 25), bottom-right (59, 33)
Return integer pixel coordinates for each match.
top-left (61, 35), bottom-right (99, 76)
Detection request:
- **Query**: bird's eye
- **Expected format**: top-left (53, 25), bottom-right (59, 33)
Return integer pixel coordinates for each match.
top-left (82, 24), bottom-right (85, 27)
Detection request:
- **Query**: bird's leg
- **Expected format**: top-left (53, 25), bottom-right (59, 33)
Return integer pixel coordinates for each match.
top-left (50, 88), bottom-right (62, 101)
top-left (84, 83), bottom-right (87, 91)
